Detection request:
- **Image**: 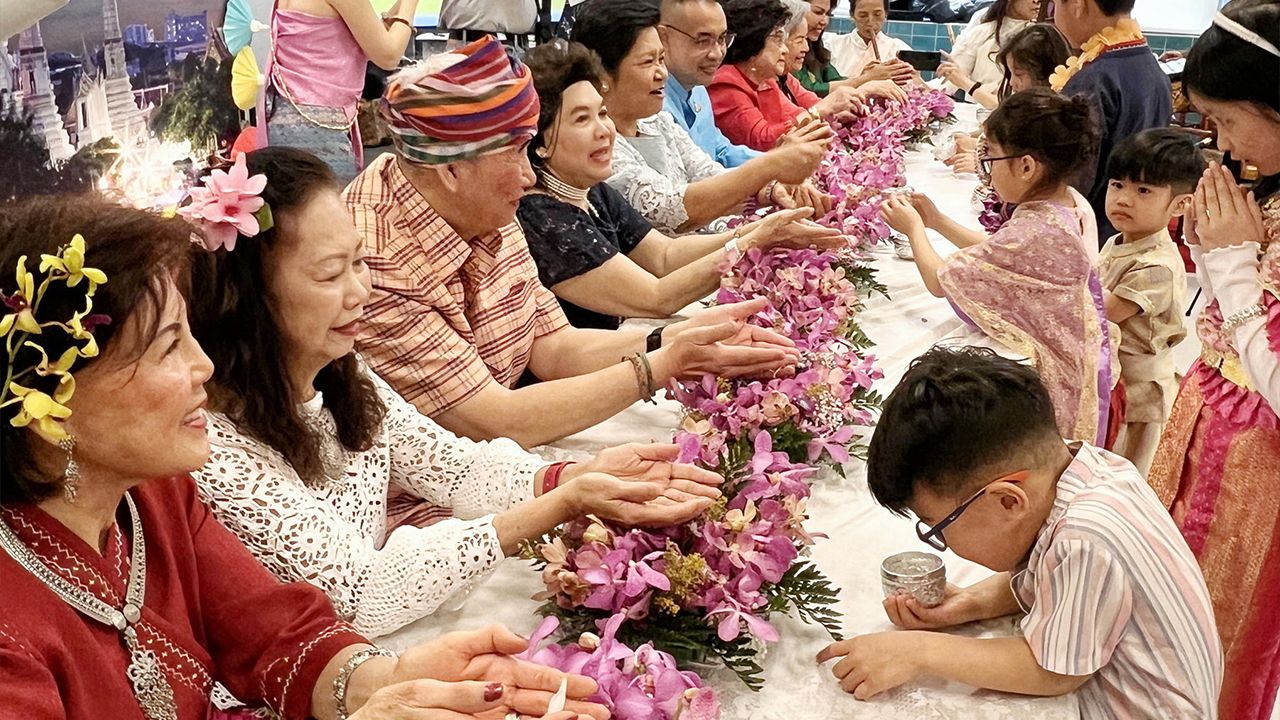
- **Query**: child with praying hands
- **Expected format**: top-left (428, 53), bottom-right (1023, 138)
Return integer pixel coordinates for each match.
top-left (817, 346), bottom-right (1222, 718)
top-left (1099, 129), bottom-right (1202, 474)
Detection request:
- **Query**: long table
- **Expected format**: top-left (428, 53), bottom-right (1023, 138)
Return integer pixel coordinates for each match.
top-left (380, 108), bottom-right (1081, 719)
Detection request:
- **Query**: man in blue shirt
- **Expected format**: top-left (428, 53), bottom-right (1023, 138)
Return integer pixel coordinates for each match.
top-left (658, 0), bottom-right (832, 211)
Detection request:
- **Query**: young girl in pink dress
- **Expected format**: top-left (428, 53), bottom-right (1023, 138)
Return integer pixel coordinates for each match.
top-left (881, 88), bottom-right (1119, 446)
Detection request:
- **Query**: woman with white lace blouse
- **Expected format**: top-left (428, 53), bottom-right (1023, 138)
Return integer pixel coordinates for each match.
top-left (571, 0), bottom-right (832, 233)
top-left (188, 147), bottom-right (724, 638)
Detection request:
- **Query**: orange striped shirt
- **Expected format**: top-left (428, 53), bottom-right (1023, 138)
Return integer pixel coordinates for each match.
top-left (344, 154), bottom-right (569, 416)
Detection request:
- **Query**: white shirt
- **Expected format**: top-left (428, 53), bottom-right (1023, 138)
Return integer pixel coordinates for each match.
top-left (193, 365), bottom-right (545, 637)
top-left (1195, 242), bottom-right (1280, 410)
top-left (607, 111), bottom-right (728, 233)
top-left (826, 30), bottom-right (911, 79)
top-left (944, 15), bottom-right (1032, 93)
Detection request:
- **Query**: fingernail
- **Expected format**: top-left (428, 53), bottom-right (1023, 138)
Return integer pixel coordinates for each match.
top-left (484, 683), bottom-right (503, 702)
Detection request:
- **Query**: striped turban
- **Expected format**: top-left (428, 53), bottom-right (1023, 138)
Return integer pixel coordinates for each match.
top-left (382, 37), bottom-right (541, 165)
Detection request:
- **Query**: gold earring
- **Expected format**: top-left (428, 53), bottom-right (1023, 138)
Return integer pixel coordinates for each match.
top-left (535, 146), bottom-right (550, 159)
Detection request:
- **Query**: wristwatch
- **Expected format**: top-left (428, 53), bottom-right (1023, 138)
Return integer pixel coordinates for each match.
top-left (646, 326), bottom-right (665, 353)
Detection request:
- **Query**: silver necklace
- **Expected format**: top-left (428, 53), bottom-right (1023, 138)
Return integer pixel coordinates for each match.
top-left (0, 495), bottom-right (178, 720)
top-left (539, 168), bottom-right (592, 206)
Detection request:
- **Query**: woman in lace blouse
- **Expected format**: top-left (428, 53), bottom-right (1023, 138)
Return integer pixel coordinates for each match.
top-left (517, 41), bottom-right (842, 330)
top-left (571, 0), bottom-right (830, 233)
top-left (189, 147), bottom-right (724, 638)
top-left (0, 196), bottom-right (605, 720)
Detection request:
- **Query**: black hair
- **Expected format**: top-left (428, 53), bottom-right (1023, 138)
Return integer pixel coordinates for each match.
top-left (994, 24), bottom-right (1072, 99)
top-left (867, 346), bottom-right (1062, 516)
top-left (1107, 128), bottom-right (1207, 194)
top-left (804, 0), bottom-right (839, 76)
top-left (0, 197), bottom-right (192, 503)
top-left (524, 41), bottom-right (610, 168)
top-left (984, 87), bottom-right (1099, 192)
top-left (849, 0), bottom-right (889, 12)
top-left (188, 147), bottom-right (387, 486)
top-left (1184, 0), bottom-right (1280, 117)
top-left (722, 0), bottom-right (791, 64)
top-left (571, 0), bottom-right (663, 75)
top-left (981, 0), bottom-right (1023, 46)
top-left (1094, 0), bottom-right (1136, 14)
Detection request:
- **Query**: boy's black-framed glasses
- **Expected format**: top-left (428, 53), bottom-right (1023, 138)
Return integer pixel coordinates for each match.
top-left (915, 470), bottom-right (1030, 551)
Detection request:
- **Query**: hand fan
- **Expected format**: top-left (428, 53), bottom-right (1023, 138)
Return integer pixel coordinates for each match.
top-left (231, 46), bottom-right (264, 111)
top-left (222, 0), bottom-right (268, 56)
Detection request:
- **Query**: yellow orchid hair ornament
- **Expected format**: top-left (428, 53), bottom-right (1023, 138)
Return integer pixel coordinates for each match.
top-left (0, 235), bottom-right (111, 443)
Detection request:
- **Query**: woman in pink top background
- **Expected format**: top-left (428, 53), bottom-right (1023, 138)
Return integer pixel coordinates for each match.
top-left (265, 0), bottom-right (419, 183)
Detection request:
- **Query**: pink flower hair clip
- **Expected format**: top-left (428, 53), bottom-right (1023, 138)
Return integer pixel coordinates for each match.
top-left (178, 153), bottom-right (271, 252)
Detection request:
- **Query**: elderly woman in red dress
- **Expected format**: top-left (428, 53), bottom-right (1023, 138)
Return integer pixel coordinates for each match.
top-left (708, 0), bottom-right (902, 151)
top-left (0, 197), bottom-right (605, 720)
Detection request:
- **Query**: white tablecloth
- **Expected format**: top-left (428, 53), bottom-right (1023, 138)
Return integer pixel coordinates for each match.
top-left (380, 108), bottom-right (1080, 719)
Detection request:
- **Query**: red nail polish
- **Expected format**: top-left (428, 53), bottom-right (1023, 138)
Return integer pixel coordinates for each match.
top-left (484, 683), bottom-right (503, 702)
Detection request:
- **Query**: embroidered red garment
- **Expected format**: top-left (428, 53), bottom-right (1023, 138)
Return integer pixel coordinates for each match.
top-left (708, 64), bottom-right (810, 151)
top-left (0, 476), bottom-right (367, 719)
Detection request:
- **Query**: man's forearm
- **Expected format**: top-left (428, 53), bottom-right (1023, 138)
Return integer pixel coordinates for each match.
top-left (533, 327), bottom-right (649, 378)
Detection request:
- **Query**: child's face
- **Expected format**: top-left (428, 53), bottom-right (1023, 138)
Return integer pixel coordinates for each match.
top-left (1004, 59), bottom-right (1035, 93)
top-left (909, 475), bottom-right (1043, 572)
top-left (1105, 179), bottom-right (1191, 238)
top-left (982, 139), bottom-right (1044, 204)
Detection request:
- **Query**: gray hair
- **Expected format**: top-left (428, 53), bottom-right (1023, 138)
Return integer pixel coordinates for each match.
top-left (781, 0), bottom-right (810, 34)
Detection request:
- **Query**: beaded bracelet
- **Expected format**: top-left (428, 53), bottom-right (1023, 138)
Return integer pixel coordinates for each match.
top-left (1222, 302), bottom-right (1267, 335)
top-left (333, 646), bottom-right (398, 720)
top-left (625, 353), bottom-right (658, 404)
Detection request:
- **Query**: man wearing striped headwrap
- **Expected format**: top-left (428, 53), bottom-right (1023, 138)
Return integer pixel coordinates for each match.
top-left (344, 38), bottom-right (801, 522)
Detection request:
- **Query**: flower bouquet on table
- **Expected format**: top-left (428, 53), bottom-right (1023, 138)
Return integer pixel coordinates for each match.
top-left (813, 84), bottom-right (956, 244)
top-left (524, 244), bottom-right (883, 692)
top-left (974, 183), bottom-right (1015, 234)
top-left (518, 614), bottom-right (722, 720)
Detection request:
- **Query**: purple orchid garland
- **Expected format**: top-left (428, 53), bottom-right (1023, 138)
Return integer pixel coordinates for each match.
top-left (521, 86), bottom-right (956, 715)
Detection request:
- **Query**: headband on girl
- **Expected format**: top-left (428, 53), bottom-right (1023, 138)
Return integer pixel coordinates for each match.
top-left (178, 153), bottom-right (272, 252)
top-left (1213, 12), bottom-right (1280, 57)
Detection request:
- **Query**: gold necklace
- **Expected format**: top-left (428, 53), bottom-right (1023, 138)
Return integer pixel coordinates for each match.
top-left (1049, 19), bottom-right (1147, 92)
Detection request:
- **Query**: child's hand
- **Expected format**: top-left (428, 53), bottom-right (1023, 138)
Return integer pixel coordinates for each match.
top-left (1195, 163), bottom-right (1265, 251)
top-left (883, 583), bottom-right (980, 630)
top-left (816, 631), bottom-right (929, 699)
top-left (880, 195), bottom-right (925, 236)
top-left (908, 192), bottom-right (941, 229)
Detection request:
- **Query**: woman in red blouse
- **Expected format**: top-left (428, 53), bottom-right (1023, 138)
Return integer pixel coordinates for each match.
top-left (709, 0), bottom-right (901, 151)
top-left (0, 197), bottom-right (605, 720)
